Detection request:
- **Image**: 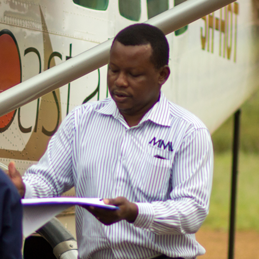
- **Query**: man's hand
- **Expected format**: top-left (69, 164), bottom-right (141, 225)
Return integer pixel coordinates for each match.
top-left (85, 197), bottom-right (138, 225)
top-left (8, 161), bottom-right (25, 198)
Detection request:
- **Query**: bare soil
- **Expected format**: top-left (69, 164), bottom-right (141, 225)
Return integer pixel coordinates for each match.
top-left (57, 214), bottom-right (259, 258)
top-left (196, 229), bottom-right (259, 259)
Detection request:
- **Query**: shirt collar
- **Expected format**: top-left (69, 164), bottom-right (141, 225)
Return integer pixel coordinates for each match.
top-left (97, 98), bottom-right (120, 118)
top-left (97, 92), bottom-right (171, 127)
top-left (140, 92), bottom-right (171, 127)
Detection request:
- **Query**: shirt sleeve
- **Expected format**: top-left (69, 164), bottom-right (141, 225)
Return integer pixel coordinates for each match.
top-left (24, 181), bottom-right (33, 198)
top-left (23, 108), bottom-right (78, 198)
top-left (134, 128), bottom-right (214, 235)
top-left (0, 170), bottom-right (23, 259)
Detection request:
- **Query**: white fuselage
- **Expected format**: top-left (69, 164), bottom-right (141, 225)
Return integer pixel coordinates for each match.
top-left (0, 0), bottom-right (258, 172)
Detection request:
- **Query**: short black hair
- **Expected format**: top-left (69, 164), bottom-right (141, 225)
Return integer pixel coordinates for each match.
top-left (112, 24), bottom-right (169, 69)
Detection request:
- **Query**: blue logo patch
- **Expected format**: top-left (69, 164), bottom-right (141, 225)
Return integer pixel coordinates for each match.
top-left (149, 137), bottom-right (173, 152)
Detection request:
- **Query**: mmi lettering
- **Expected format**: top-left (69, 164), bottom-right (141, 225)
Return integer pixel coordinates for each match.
top-left (149, 137), bottom-right (173, 152)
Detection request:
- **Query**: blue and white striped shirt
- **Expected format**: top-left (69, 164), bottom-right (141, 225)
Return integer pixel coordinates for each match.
top-left (23, 92), bottom-right (213, 259)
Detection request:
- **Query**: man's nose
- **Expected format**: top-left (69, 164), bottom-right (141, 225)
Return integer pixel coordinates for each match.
top-left (115, 72), bottom-right (128, 87)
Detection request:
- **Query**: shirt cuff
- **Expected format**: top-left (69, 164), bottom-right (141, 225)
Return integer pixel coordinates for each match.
top-left (133, 202), bottom-right (155, 229)
top-left (24, 182), bottom-right (34, 198)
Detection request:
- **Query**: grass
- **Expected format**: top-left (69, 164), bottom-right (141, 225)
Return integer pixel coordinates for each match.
top-left (202, 90), bottom-right (259, 231)
top-left (202, 152), bottom-right (259, 231)
top-left (212, 91), bottom-right (259, 153)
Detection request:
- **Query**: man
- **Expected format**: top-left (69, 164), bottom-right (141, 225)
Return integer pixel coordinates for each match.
top-left (9, 24), bottom-right (213, 259)
top-left (0, 168), bottom-right (22, 259)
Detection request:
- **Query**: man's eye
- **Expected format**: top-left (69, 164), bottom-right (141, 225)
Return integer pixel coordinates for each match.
top-left (130, 73), bottom-right (140, 77)
top-left (109, 68), bottom-right (118, 74)
top-left (112, 69), bottom-right (119, 73)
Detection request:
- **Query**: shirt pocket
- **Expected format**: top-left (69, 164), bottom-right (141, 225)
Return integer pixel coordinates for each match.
top-left (130, 146), bottom-right (173, 202)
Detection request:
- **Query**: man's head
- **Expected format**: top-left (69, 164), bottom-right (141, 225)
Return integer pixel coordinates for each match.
top-left (108, 24), bottom-right (170, 126)
top-left (112, 23), bottom-right (169, 69)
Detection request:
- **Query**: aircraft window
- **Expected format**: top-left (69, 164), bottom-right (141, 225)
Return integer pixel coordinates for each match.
top-left (73, 0), bottom-right (108, 10)
top-left (119, 0), bottom-right (141, 21)
top-left (147, 0), bottom-right (168, 19)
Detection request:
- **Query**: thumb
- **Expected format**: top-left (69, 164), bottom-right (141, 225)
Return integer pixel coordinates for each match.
top-left (104, 197), bottom-right (124, 206)
top-left (103, 198), bottom-right (117, 205)
top-left (8, 161), bottom-right (19, 178)
top-left (8, 161), bottom-right (25, 198)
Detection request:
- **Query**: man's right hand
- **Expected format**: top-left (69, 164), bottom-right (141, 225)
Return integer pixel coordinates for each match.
top-left (8, 161), bottom-right (25, 198)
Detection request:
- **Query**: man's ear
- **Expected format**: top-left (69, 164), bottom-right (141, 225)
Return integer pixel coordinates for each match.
top-left (158, 65), bottom-right (170, 85)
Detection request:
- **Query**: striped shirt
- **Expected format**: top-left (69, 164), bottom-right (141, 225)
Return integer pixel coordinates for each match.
top-left (23, 92), bottom-right (213, 259)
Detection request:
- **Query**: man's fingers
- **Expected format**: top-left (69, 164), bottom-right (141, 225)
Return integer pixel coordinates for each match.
top-left (84, 197), bottom-right (137, 225)
top-left (84, 205), bottom-right (120, 224)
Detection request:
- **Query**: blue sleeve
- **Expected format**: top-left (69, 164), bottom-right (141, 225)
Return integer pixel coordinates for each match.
top-left (0, 169), bottom-right (23, 259)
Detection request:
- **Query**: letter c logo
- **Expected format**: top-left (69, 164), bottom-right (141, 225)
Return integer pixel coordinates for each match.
top-left (0, 30), bottom-right (21, 133)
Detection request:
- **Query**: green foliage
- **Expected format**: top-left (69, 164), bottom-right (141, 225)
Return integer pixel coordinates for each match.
top-left (202, 152), bottom-right (259, 231)
top-left (212, 91), bottom-right (259, 153)
top-left (202, 90), bottom-right (259, 231)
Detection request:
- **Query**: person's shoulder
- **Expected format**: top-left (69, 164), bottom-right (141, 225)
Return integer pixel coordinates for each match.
top-left (166, 99), bottom-right (207, 130)
top-left (58, 99), bottom-right (113, 134)
top-left (65, 98), bottom-right (112, 126)
top-left (0, 169), bottom-right (14, 190)
top-left (71, 98), bottom-right (112, 117)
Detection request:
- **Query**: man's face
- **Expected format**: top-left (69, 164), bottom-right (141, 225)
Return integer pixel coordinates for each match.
top-left (108, 41), bottom-right (169, 120)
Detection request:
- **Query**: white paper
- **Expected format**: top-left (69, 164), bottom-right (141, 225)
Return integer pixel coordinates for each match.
top-left (22, 197), bottom-right (118, 237)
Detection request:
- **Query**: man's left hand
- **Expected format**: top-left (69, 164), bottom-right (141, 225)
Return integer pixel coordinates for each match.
top-left (85, 197), bottom-right (138, 225)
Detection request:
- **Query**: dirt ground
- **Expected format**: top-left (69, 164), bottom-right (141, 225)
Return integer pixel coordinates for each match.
top-left (58, 215), bottom-right (259, 258)
top-left (196, 229), bottom-right (259, 259)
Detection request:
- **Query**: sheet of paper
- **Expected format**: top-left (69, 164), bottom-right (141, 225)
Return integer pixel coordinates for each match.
top-left (22, 203), bottom-right (71, 237)
top-left (22, 197), bottom-right (118, 237)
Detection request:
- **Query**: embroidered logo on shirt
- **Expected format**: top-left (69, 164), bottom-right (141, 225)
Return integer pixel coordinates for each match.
top-left (149, 137), bottom-right (173, 152)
